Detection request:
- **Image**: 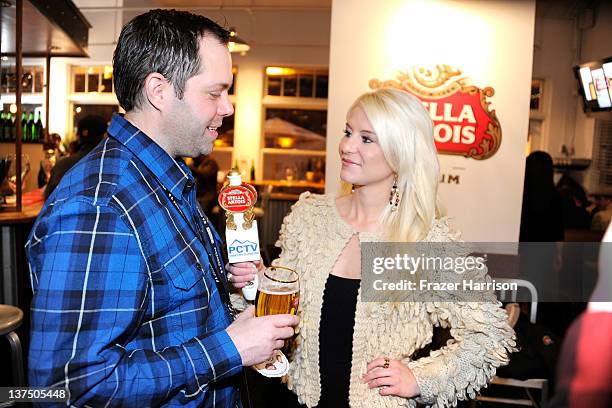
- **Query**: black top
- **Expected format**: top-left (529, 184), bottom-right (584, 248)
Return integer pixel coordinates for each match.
top-left (317, 274), bottom-right (360, 408)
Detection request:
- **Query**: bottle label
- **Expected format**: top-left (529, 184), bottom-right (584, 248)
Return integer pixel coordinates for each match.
top-left (218, 184), bottom-right (257, 213)
top-left (226, 220), bottom-right (260, 263)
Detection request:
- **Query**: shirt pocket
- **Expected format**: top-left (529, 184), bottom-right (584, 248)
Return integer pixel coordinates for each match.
top-left (162, 256), bottom-right (207, 291)
top-left (162, 258), bottom-right (213, 343)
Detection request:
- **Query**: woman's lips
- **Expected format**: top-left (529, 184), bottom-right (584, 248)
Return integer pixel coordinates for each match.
top-left (342, 158), bottom-right (360, 166)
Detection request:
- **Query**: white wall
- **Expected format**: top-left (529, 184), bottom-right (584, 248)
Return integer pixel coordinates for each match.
top-left (532, 2), bottom-right (612, 160)
top-left (327, 0), bottom-right (536, 241)
top-left (532, 17), bottom-right (576, 156)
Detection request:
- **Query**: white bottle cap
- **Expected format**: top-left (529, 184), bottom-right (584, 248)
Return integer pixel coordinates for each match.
top-left (242, 273), bottom-right (258, 301)
top-left (228, 174), bottom-right (242, 186)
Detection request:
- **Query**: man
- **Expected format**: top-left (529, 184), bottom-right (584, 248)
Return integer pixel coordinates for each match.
top-left (44, 114), bottom-right (107, 199)
top-left (26, 9), bottom-right (297, 407)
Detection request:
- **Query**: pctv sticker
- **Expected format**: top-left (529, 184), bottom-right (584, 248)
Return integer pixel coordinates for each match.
top-left (229, 239), bottom-right (259, 256)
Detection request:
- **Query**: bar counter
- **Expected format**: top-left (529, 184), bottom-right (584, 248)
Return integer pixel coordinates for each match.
top-left (0, 202), bottom-right (44, 225)
top-left (1, 191), bottom-right (44, 308)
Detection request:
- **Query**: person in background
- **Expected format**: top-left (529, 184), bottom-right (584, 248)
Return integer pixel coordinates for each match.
top-left (27, 9), bottom-right (297, 407)
top-left (557, 173), bottom-right (592, 230)
top-left (591, 193), bottom-right (612, 232)
top-left (67, 140), bottom-right (80, 156)
top-left (37, 142), bottom-right (57, 188)
top-left (51, 132), bottom-right (66, 158)
top-left (187, 155), bottom-right (220, 218)
top-left (520, 152), bottom-right (585, 337)
top-left (519, 151), bottom-right (564, 242)
top-left (550, 223), bottom-right (612, 408)
top-left (43, 115), bottom-right (107, 199)
top-left (229, 88), bottom-right (516, 407)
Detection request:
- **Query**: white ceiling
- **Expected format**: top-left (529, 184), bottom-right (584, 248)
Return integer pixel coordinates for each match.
top-left (74, 0), bottom-right (332, 10)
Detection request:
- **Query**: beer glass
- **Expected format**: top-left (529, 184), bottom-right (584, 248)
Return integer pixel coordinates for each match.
top-left (253, 265), bottom-right (299, 378)
top-left (255, 266), bottom-right (299, 317)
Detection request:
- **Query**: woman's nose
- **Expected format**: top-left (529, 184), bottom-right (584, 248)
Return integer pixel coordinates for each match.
top-left (340, 135), bottom-right (358, 154)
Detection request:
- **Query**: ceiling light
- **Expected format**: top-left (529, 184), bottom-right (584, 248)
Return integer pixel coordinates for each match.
top-left (228, 27), bottom-right (250, 55)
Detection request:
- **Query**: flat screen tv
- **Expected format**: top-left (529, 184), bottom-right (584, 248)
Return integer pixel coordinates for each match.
top-left (574, 57), bottom-right (612, 112)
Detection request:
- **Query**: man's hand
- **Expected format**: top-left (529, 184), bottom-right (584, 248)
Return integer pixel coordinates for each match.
top-left (226, 259), bottom-right (264, 289)
top-left (226, 306), bottom-right (298, 366)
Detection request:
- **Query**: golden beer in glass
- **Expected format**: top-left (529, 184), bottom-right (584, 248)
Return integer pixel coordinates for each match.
top-left (255, 266), bottom-right (299, 317)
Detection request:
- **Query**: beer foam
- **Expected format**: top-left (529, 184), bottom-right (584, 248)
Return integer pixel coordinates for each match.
top-left (258, 286), bottom-right (299, 295)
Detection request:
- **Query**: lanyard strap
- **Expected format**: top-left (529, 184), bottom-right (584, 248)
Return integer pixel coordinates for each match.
top-left (159, 183), bottom-right (236, 318)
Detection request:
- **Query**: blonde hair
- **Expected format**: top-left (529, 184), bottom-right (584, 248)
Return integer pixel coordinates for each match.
top-left (348, 88), bottom-right (442, 241)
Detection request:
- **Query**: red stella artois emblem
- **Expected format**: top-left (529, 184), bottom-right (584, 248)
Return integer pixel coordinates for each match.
top-left (218, 184), bottom-right (257, 213)
top-left (370, 65), bottom-right (502, 160)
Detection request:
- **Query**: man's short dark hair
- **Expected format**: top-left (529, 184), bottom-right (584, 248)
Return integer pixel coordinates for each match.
top-left (113, 9), bottom-right (230, 112)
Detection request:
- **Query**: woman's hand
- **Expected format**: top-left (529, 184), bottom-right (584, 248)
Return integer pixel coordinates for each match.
top-left (362, 357), bottom-right (420, 398)
top-left (225, 258), bottom-right (264, 289)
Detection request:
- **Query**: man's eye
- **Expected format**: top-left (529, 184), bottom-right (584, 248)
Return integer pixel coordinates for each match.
top-left (210, 93), bottom-right (221, 98)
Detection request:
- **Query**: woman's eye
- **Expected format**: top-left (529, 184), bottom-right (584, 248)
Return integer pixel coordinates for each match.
top-left (343, 129), bottom-right (351, 137)
top-left (362, 136), bottom-right (373, 143)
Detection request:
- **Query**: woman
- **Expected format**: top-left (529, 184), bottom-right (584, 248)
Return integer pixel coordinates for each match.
top-left (229, 88), bottom-right (516, 407)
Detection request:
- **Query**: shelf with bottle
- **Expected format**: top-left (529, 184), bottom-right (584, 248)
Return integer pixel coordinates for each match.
top-left (0, 109), bottom-right (45, 143)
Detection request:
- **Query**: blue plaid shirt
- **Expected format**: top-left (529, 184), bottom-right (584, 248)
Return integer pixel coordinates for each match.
top-left (26, 114), bottom-right (242, 407)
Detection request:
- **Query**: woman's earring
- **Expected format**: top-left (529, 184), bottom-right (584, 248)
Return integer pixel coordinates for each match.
top-left (389, 174), bottom-right (400, 211)
top-left (351, 184), bottom-right (355, 193)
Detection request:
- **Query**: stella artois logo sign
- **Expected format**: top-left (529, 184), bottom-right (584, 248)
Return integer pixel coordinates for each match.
top-left (218, 184), bottom-right (257, 213)
top-left (370, 65), bottom-right (502, 160)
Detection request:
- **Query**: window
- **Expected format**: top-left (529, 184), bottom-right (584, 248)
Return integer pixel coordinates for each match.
top-left (264, 108), bottom-right (327, 150)
top-left (530, 79), bottom-right (544, 112)
top-left (265, 67), bottom-right (328, 98)
top-left (1, 65), bottom-right (44, 94)
top-left (262, 66), bottom-right (328, 182)
top-left (72, 66), bottom-right (114, 93)
top-left (590, 119), bottom-right (612, 191)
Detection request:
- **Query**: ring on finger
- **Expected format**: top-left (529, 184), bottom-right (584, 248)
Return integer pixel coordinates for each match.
top-left (227, 273), bottom-right (233, 281)
top-left (383, 357), bottom-right (390, 369)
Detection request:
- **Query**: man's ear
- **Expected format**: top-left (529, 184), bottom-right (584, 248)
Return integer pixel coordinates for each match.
top-left (142, 72), bottom-right (171, 112)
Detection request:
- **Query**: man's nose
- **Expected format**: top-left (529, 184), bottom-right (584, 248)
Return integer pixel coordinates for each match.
top-left (219, 94), bottom-right (234, 117)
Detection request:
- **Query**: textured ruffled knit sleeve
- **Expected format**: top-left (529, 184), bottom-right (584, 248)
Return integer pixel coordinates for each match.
top-left (273, 191), bottom-right (311, 270)
top-left (400, 219), bottom-right (517, 407)
top-left (404, 299), bottom-right (517, 407)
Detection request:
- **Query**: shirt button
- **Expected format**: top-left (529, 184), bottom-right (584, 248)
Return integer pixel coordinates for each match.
top-left (195, 263), bottom-right (203, 271)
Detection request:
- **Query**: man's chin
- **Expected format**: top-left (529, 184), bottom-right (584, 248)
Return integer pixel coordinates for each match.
top-left (178, 144), bottom-right (213, 159)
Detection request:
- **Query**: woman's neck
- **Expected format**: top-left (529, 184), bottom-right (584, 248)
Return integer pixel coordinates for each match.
top-left (339, 176), bottom-right (394, 232)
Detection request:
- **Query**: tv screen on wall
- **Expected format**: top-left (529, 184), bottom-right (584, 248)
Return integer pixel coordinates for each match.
top-left (574, 56), bottom-right (612, 112)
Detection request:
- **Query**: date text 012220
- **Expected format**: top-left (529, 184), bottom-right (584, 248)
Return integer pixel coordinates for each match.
top-left (0, 387), bottom-right (69, 402)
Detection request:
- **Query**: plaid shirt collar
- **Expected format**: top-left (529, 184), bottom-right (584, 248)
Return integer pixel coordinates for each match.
top-left (107, 113), bottom-right (195, 202)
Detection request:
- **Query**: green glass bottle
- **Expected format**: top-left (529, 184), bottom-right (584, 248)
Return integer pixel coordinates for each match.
top-left (34, 111), bottom-right (44, 142)
top-left (21, 112), bottom-right (27, 142)
top-left (28, 112), bottom-right (35, 142)
top-left (6, 112), bottom-right (14, 141)
top-left (0, 111), bottom-right (5, 142)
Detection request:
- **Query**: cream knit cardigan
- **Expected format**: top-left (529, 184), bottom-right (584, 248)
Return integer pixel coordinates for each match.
top-left (272, 192), bottom-right (517, 408)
